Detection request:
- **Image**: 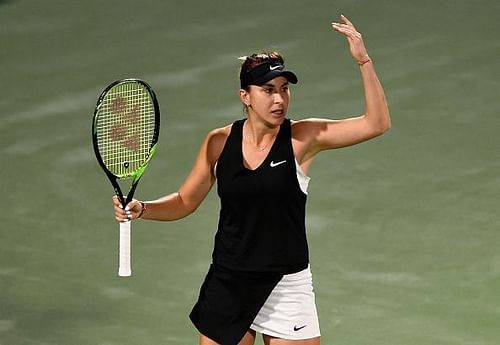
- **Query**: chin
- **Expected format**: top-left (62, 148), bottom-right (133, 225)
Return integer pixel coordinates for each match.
top-left (266, 116), bottom-right (285, 127)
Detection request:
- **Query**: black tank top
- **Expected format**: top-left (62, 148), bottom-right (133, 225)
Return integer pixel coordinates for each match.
top-left (213, 118), bottom-right (309, 273)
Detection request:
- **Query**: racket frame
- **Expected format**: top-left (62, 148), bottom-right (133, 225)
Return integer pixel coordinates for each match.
top-left (92, 78), bottom-right (160, 276)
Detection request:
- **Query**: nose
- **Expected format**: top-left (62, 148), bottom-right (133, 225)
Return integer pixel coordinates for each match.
top-left (273, 92), bottom-right (284, 104)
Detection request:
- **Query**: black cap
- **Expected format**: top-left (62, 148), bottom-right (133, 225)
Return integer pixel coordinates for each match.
top-left (240, 62), bottom-right (298, 89)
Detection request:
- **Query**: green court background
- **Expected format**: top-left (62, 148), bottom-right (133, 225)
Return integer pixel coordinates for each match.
top-left (1, 0), bottom-right (499, 344)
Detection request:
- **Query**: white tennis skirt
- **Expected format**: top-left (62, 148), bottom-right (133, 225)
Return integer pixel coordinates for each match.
top-left (250, 265), bottom-right (321, 340)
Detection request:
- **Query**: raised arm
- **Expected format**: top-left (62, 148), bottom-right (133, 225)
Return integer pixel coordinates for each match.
top-left (293, 15), bottom-right (391, 167)
top-left (113, 127), bottom-right (229, 222)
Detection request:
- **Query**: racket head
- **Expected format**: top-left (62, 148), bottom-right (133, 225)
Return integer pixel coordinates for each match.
top-left (92, 78), bottom-right (160, 205)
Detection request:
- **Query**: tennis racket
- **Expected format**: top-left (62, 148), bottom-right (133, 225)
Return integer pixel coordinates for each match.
top-left (92, 78), bottom-right (160, 277)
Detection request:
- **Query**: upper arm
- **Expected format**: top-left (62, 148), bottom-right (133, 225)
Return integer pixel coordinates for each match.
top-left (292, 116), bottom-right (388, 165)
top-left (177, 126), bottom-right (229, 213)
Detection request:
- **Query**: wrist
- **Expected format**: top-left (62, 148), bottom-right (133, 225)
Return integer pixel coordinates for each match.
top-left (138, 201), bottom-right (146, 219)
top-left (357, 57), bottom-right (372, 66)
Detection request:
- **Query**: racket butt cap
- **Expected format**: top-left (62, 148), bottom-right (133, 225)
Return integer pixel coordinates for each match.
top-left (118, 268), bottom-right (132, 277)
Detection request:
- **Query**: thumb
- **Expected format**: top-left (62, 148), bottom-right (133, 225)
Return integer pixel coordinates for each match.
top-left (124, 199), bottom-right (145, 221)
top-left (124, 199), bottom-right (141, 212)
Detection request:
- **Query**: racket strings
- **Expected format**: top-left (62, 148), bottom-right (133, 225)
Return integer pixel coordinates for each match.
top-left (96, 82), bottom-right (156, 177)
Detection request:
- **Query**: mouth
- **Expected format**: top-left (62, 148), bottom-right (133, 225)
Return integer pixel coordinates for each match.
top-left (271, 109), bottom-right (285, 116)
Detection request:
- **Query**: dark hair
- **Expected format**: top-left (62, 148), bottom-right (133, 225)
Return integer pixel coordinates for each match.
top-left (239, 51), bottom-right (285, 91)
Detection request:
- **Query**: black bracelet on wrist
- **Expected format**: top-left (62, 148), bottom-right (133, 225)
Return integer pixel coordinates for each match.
top-left (138, 202), bottom-right (146, 219)
top-left (357, 58), bottom-right (372, 66)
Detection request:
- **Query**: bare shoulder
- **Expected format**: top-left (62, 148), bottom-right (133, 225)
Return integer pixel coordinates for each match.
top-left (206, 124), bottom-right (231, 149)
top-left (207, 123), bottom-right (231, 138)
top-left (290, 118), bottom-right (339, 166)
top-left (204, 123), bottom-right (232, 164)
top-left (290, 119), bottom-right (320, 165)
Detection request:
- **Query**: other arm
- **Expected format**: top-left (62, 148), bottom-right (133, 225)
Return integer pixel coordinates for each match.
top-left (293, 15), bottom-right (391, 168)
top-left (114, 127), bottom-right (228, 222)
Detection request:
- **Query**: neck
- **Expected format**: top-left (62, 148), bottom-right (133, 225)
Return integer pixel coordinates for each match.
top-left (243, 119), bottom-right (279, 151)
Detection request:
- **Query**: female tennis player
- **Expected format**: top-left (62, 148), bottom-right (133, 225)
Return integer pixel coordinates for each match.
top-left (113, 15), bottom-right (390, 345)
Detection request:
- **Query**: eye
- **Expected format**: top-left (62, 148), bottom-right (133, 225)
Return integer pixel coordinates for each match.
top-left (281, 85), bottom-right (289, 92)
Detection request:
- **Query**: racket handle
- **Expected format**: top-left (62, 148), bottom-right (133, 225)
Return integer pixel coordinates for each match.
top-left (118, 221), bottom-right (132, 277)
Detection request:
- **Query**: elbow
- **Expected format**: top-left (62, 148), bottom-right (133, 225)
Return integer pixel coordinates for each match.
top-left (374, 110), bottom-right (391, 136)
top-left (184, 204), bottom-right (199, 217)
top-left (381, 117), bottom-right (391, 134)
top-left (369, 118), bottom-right (391, 138)
top-left (177, 192), bottom-right (200, 219)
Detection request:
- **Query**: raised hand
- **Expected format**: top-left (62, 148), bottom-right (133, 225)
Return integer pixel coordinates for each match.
top-left (331, 14), bottom-right (371, 65)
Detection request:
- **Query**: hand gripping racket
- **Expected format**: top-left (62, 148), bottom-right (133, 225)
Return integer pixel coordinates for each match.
top-left (92, 79), bottom-right (160, 277)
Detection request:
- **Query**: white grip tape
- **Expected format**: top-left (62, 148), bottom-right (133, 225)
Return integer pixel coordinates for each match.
top-left (118, 221), bottom-right (132, 277)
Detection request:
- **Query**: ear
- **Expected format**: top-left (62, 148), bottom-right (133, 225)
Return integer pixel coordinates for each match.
top-left (239, 89), bottom-right (250, 106)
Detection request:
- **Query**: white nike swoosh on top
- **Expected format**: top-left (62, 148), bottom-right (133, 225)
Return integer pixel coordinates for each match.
top-left (270, 160), bottom-right (287, 168)
top-left (269, 65), bottom-right (281, 70)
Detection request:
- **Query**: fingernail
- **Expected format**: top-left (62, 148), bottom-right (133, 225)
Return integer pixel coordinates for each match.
top-left (119, 205), bottom-right (123, 209)
top-left (126, 210), bottom-right (131, 215)
top-left (125, 206), bottom-right (130, 211)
